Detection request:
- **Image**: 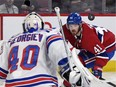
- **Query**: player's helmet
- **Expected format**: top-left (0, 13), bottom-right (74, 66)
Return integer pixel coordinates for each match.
top-left (67, 12), bottom-right (82, 25)
top-left (23, 12), bottom-right (44, 33)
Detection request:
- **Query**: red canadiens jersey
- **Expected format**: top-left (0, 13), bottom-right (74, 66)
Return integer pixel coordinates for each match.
top-left (63, 22), bottom-right (115, 55)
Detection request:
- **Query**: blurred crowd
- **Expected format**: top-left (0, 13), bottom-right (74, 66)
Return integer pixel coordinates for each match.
top-left (0, 0), bottom-right (115, 14)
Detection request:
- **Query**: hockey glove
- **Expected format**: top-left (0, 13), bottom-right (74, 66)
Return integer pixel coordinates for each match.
top-left (92, 65), bottom-right (102, 79)
top-left (69, 70), bottom-right (81, 85)
top-left (60, 65), bottom-right (81, 86)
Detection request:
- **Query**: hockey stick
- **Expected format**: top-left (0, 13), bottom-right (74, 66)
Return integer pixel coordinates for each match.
top-left (72, 48), bottom-right (116, 87)
top-left (54, 7), bottom-right (116, 87)
top-left (54, 7), bottom-right (74, 70)
top-left (54, 7), bottom-right (78, 87)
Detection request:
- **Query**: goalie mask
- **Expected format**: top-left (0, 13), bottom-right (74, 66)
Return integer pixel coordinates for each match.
top-left (23, 12), bottom-right (44, 33)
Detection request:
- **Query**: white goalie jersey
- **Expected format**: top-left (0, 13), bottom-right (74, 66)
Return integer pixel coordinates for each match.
top-left (0, 30), bottom-right (69, 87)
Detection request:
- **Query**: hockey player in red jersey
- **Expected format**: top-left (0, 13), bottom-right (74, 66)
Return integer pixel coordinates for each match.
top-left (62, 12), bottom-right (116, 86)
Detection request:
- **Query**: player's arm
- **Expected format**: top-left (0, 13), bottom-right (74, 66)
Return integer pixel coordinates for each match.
top-left (0, 40), bottom-right (9, 84)
top-left (46, 33), bottom-right (80, 85)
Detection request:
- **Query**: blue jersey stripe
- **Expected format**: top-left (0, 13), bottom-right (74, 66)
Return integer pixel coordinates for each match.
top-left (46, 34), bottom-right (63, 50)
top-left (6, 74), bottom-right (58, 87)
top-left (47, 38), bottom-right (63, 50)
top-left (6, 74), bottom-right (57, 82)
top-left (0, 67), bottom-right (8, 74)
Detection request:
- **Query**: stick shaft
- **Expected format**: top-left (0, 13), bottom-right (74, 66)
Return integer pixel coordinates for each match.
top-left (54, 7), bottom-right (75, 87)
top-left (54, 7), bottom-right (73, 68)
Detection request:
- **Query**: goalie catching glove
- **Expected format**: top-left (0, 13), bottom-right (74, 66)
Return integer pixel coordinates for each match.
top-left (59, 63), bottom-right (81, 86)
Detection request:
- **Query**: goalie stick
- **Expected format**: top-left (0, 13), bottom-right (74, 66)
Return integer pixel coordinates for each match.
top-left (54, 7), bottom-right (73, 69)
top-left (54, 6), bottom-right (76, 87)
top-left (54, 7), bottom-right (116, 87)
top-left (55, 7), bottom-right (83, 87)
top-left (72, 48), bottom-right (116, 87)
